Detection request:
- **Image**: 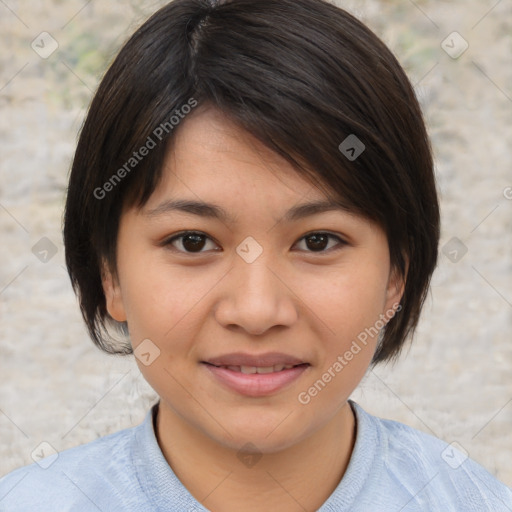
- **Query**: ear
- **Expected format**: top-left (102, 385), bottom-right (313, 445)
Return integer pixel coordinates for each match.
top-left (101, 260), bottom-right (127, 323)
top-left (384, 259), bottom-right (407, 314)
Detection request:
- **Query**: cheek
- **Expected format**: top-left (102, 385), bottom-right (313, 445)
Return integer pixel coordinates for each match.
top-left (118, 252), bottom-right (219, 344)
top-left (298, 262), bottom-right (389, 338)
top-left (299, 272), bottom-right (384, 405)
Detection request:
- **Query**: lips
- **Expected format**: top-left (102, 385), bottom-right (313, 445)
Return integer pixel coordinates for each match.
top-left (202, 351), bottom-right (308, 368)
top-left (202, 362), bottom-right (310, 397)
top-left (209, 364), bottom-right (304, 374)
top-left (201, 352), bottom-right (310, 396)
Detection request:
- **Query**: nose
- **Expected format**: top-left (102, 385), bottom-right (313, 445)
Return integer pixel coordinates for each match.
top-left (214, 248), bottom-right (298, 336)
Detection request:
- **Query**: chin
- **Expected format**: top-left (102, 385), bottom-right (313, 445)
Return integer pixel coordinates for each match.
top-left (213, 415), bottom-right (310, 454)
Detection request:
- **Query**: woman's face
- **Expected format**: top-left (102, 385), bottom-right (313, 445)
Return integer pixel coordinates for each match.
top-left (102, 106), bottom-right (404, 453)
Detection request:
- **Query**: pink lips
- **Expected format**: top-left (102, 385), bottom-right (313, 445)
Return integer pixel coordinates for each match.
top-left (203, 363), bottom-right (309, 397)
top-left (204, 351), bottom-right (306, 368)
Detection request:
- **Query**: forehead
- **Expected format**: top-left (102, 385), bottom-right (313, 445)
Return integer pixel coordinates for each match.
top-left (142, 106), bottom-right (342, 216)
top-left (167, 107), bottom-right (312, 189)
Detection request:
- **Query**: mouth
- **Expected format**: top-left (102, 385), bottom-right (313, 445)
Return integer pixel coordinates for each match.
top-left (200, 361), bottom-right (311, 397)
top-left (202, 362), bottom-right (309, 374)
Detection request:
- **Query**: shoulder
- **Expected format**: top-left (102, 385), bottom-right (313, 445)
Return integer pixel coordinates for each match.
top-left (351, 402), bottom-right (512, 511)
top-left (0, 420), bottom-right (147, 511)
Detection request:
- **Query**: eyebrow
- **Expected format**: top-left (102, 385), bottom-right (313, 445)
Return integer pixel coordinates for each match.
top-left (143, 198), bottom-right (352, 224)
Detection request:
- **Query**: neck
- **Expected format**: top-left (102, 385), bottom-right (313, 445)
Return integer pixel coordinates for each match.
top-left (155, 401), bottom-right (356, 512)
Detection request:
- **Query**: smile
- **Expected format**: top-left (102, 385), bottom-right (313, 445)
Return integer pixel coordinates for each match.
top-left (209, 363), bottom-right (304, 374)
top-left (202, 362), bottom-right (310, 397)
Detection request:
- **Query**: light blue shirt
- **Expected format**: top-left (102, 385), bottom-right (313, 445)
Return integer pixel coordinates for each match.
top-left (1, 400), bottom-right (511, 511)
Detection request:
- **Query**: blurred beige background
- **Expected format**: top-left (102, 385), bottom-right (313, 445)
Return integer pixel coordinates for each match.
top-left (1, 0), bottom-right (511, 488)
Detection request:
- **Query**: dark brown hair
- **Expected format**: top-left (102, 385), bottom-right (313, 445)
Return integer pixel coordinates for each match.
top-left (63, 0), bottom-right (440, 363)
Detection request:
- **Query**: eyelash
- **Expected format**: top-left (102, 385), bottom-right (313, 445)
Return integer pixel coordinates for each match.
top-left (161, 230), bottom-right (347, 255)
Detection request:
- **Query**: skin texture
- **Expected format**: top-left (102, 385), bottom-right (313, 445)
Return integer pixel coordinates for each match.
top-left (102, 106), bottom-right (405, 512)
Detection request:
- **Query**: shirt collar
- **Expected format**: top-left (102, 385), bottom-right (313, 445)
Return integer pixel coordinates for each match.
top-left (132, 399), bottom-right (378, 512)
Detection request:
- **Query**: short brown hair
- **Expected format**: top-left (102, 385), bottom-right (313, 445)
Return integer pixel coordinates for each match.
top-left (63, 0), bottom-right (440, 363)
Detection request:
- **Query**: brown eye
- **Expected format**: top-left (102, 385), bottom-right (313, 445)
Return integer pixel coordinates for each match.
top-left (164, 232), bottom-right (219, 253)
top-left (295, 232), bottom-right (345, 253)
top-left (163, 231), bottom-right (345, 255)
